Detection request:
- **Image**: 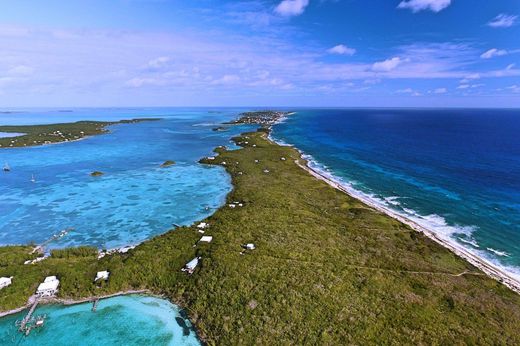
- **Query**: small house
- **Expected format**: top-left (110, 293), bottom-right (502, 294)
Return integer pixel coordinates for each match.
top-left (182, 257), bottom-right (200, 275)
top-left (245, 243), bottom-right (256, 250)
top-left (199, 236), bottom-right (213, 243)
top-left (0, 277), bottom-right (12, 290)
top-left (197, 222), bottom-right (208, 229)
top-left (36, 276), bottom-right (60, 297)
top-left (95, 270), bottom-right (110, 282)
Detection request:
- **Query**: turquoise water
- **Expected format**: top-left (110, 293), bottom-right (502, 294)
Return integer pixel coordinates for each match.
top-left (0, 295), bottom-right (201, 345)
top-left (273, 108), bottom-right (520, 280)
top-left (0, 108), bottom-right (254, 249)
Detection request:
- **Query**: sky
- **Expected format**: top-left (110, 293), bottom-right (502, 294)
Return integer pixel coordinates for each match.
top-left (0, 0), bottom-right (519, 107)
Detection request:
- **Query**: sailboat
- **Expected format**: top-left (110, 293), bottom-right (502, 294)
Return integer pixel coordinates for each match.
top-left (3, 162), bottom-right (10, 172)
top-left (31, 174), bottom-right (36, 183)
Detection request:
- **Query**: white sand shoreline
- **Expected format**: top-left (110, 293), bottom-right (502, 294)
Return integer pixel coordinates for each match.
top-left (295, 156), bottom-right (520, 294)
top-left (265, 130), bottom-right (520, 294)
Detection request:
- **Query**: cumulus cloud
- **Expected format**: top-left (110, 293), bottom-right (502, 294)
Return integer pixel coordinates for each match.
top-left (397, 0), bottom-right (451, 13)
top-left (327, 44), bottom-right (356, 56)
top-left (480, 48), bottom-right (508, 59)
top-left (433, 87), bottom-right (447, 94)
top-left (372, 57), bottom-right (402, 72)
top-left (274, 0), bottom-right (309, 17)
top-left (487, 14), bottom-right (518, 28)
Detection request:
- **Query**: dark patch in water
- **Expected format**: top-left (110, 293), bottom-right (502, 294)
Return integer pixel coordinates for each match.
top-left (175, 317), bottom-right (191, 336)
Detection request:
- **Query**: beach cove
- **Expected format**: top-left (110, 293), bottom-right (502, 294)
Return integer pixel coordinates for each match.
top-left (2, 111), bottom-right (520, 344)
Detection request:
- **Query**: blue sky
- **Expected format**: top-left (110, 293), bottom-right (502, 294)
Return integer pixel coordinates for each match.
top-left (0, 0), bottom-right (519, 107)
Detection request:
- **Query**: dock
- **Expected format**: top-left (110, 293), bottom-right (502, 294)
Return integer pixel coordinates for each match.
top-left (19, 299), bottom-right (39, 331)
top-left (92, 298), bottom-right (100, 312)
top-left (15, 298), bottom-right (46, 335)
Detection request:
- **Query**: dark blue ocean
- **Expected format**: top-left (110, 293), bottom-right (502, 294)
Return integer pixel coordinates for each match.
top-left (272, 109), bottom-right (520, 279)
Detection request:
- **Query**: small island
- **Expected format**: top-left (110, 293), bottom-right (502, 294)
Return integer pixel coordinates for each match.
top-left (90, 171), bottom-right (104, 177)
top-left (224, 110), bottom-right (291, 126)
top-left (0, 118), bottom-right (159, 148)
top-left (160, 160), bottom-right (176, 167)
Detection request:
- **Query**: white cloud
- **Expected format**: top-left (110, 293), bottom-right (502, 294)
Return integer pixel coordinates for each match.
top-left (506, 85), bottom-right (520, 93)
top-left (396, 88), bottom-right (414, 93)
top-left (480, 48), bottom-right (508, 59)
top-left (327, 44), bottom-right (356, 56)
top-left (7, 65), bottom-right (34, 76)
top-left (397, 0), bottom-right (451, 13)
top-left (147, 57), bottom-right (171, 69)
top-left (457, 83), bottom-right (483, 90)
top-left (487, 14), bottom-right (518, 28)
top-left (372, 57), bottom-right (402, 72)
top-left (274, 0), bottom-right (309, 17)
top-left (211, 74), bottom-right (241, 85)
top-left (126, 77), bottom-right (163, 88)
top-left (433, 87), bottom-right (447, 94)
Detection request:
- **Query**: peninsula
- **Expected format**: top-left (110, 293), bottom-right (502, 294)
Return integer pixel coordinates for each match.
top-left (1, 115), bottom-right (520, 344)
top-left (0, 118), bottom-right (158, 148)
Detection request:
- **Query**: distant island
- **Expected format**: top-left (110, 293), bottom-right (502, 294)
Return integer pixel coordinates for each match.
top-left (0, 118), bottom-right (159, 148)
top-left (1, 112), bottom-right (520, 344)
top-left (224, 110), bottom-right (292, 126)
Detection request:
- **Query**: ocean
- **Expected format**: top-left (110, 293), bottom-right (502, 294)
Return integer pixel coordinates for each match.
top-left (272, 108), bottom-right (520, 280)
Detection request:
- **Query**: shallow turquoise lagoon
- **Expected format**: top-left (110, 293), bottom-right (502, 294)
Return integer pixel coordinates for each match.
top-left (0, 295), bottom-right (201, 345)
top-left (0, 108), bottom-right (254, 249)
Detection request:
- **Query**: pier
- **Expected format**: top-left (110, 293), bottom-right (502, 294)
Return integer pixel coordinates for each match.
top-left (15, 298), bottom-right (46, 335)
top-left (92, 298), bottom-right (100, 312)
top-left (19, 299), bottom-right (39, 331)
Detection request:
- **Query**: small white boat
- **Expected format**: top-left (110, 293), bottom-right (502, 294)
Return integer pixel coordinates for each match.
top-left (31, 174), bottom-right (36, 183)
top-left (3, 162), bottom-right (10, 172)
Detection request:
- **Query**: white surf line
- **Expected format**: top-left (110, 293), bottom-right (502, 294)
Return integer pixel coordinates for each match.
top-left (293, 157), bottom-right (520, 294)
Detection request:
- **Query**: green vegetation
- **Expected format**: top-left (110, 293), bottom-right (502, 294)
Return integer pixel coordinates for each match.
top-left (0, 118), bottom-right (158, 148)
top-left (2, 129), bottom-right (520, 344)
top-left (160, 160), bottom-right (176, 167)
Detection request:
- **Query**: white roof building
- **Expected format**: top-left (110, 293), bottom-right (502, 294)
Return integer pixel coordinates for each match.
top-left (182, 257), bottom-right (200, 274)
top-left (199, 236), bottom-right (213, 243)
top-left (36, 276), bottom-right (60, 297)
top-left (0, 277), bottom-right (12, 289)
top-left (95, 271), bottom-right (110, 282)
top-left (245, 243), bottom-right (256, 250)
top-left (197, 222), bottom-right (208, 229)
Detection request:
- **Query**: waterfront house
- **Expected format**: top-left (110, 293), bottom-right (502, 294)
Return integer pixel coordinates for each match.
top-left (36, 276), bottom-right (60, 297)
top-left (95, 270), bottom-right (110, 282)
top-left (182, 257), bottom-right (200, 274)
top-left (199, 236), bottom-right (213, 243)
top-left (0, 276), bottom-right (12, 289)
top-left (197, 222), bottom-right (208, 229)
